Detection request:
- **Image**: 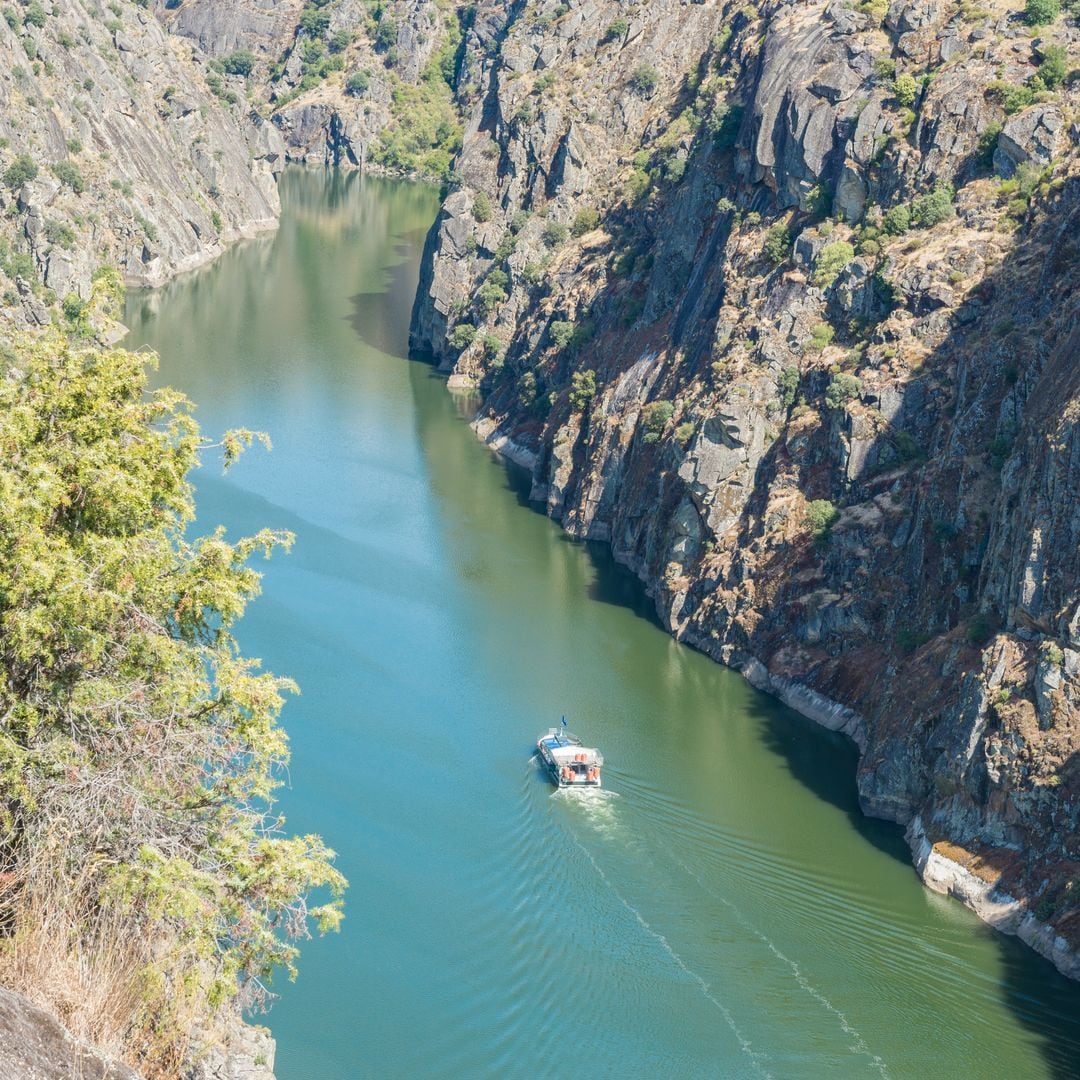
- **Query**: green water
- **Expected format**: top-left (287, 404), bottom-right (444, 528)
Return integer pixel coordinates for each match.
top-left (124, 168), bottom-right (1080, 1080)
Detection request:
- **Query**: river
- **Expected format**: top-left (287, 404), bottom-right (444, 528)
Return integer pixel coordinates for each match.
top-left (124, 168), bottom-right (1080, 1080)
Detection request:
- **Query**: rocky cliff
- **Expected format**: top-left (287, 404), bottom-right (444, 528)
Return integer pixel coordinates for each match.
top-left (0, 0), bottom-right (286, 335)
top-left (155, 0), bottom-right (464, 176)
top-left (411, 0), bottom-right (1080, 978)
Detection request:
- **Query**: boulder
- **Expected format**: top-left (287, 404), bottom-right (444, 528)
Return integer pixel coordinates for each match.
top-left (994, 105), bottom-right (1065, 179)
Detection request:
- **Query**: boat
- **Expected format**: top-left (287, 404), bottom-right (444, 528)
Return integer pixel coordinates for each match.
top-left (536, 725), bottom-right (603, 788)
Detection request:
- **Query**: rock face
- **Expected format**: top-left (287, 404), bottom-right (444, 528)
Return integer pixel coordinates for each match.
top-left (411, 0), bottom-right (1080, 977)
top-left (0, 0), bottom-right (284, 331)
top-left (0, 985), bottom-right (142, 1080)
top-left (158, 0), bottom-right (458, 171)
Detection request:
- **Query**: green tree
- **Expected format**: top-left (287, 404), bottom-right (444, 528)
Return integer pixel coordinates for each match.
top-left (910, 183), bottom-right (954, 228)
top-left (629, 64), bottom-right (660, 96)
top-left (1036, 43), bottom-right (1068, 88)
top-left (0, 329), bottom-right (344, 1072)
top-left (3, 154), bottom-right (38, 189)
top-left (569, 369), bottom-right (598, 411)
top-left (472, 191), bottom-right (492, 223)
top-left (345, 70), bottom-right (370, 96)
top-left (641, 399), bottom-right (674, 443)
top-left (1025, 0), bottom-right (1059, 24)
top-left (571, 206), bottom-right (600, 236)
top-left (51, 160), bottom-right (85, 194)
top-left (892, 73), bottom-right (917, 107)
top-left (812, 241), bottom-right (855, 287)
top-left (542, 220), bottom-right (569, 248)
top-left (825, 372), bottom-right (862, 409)
top-left (220, 49), bottom-right (257, 76)
top-left (763, 223), bottom-right (792, 265)
top-left (549, 320), bottom-right (575, 347)
top-left (806, 499), bottom-right (839, 541)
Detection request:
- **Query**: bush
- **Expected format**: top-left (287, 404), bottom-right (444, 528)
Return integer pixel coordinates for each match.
top-left (641, 399), bottom-right (674, 438)
top-left (221, 49), bottom-right (257, 77)
top-left (805, 322), bottom-right (835, 353)
top-left (1024, 0), bottom-right (1059, 23)
top-left (892, 73), bottom-right (918, 107)
top-left (44, 220), bottom-right (76, 250)
top-left (449, 323), bottom-right (477, 350)
top-left (571, 206), bottom-right (599, 236)
top-left (824, 372), bottom-right (862, 410)
top-left (675, 421), bottom-right (696, 446)
top-left (604, 17), bottom-right (628, 42)
top-left (549, 320), bottom-right (575, 348)
top-left (374, 16), bottom-right (397, 51)
top-left (510, 210), bottom-right (530, 234)
top-left (61, 292), bottom-right (85, 322)
top-left (4, 154), bottom-right (38, 189)
top-left (910, 183), bottom-right (954, 228)
top-left (883, 203), bottom-right (911, 235)
top-left (763, 223), bottom-right (792, 265)
top-left (779, 366), bottom-right (799, 409)
top-left (1036, 44), bottom-right (1068, 89)
top-left (476, 279), bottom-right (507, 314)
top-left (542, 220), bottom-right (569, 248)
top-left (812, 241), bottom-right (855, 288)
top-left (345, 70), bottom-right (370, 96)
top-left (629, 64), bottom-right (660, 97)
top-left (518, 370), bottom-right (538, 407)
top-left (472, 191), bottom-right (492, 223)
top-left (23, 1), bottom-right (46, 29)
top-left (299, 6), bottom-right (331, 36)
top-left (51, 161), bottom-right (85, 194)
top-left (806, 499), bottom-right (840, 540)
top-left (569, 370), bottom-right (597, 411)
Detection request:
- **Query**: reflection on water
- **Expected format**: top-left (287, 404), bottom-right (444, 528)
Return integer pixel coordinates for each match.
top-left (124, 167), bottom-right (1080, 1080)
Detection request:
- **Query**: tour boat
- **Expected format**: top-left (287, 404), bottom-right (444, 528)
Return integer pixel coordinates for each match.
top-left (537, 725), bottom-right (603, 788)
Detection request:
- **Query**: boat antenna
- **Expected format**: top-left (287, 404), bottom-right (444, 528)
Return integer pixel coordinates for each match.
top-left (560, 714), bottom-right (567, 741)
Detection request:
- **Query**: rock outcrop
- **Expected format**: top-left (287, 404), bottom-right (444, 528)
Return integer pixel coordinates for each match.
top-left (411, 0), bottom-right (1080, 978)
top-left (0, 0), bottom-right (284, 328)
top-left (0, 985), bottom-right (142, 1080)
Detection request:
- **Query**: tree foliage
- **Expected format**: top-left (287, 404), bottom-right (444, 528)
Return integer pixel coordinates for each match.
top-left (0, 333), bottom-right (345, 1070)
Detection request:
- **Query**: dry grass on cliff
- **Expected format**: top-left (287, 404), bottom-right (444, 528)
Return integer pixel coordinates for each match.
top-left (0, 851), bottom-right (194, 1078)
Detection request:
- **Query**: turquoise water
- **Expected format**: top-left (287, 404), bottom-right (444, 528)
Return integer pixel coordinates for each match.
top-left (125, 168), bottom-right (1080, 1080)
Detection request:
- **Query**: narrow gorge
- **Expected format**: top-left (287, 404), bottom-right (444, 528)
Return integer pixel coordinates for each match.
top-left (0, 0), bottom-right (1077, 1077)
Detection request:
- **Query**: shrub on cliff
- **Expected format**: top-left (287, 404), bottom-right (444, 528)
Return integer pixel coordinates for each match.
top-left (472, 191), bottom-right (493, 222)
top-left (1025, 0), bottom-right (1059, 24)
top-left (221, 49), bottom-right (257, 77)
top-left (892, 73), bottom-right (918, 107)
top-left (346, 70), bottom-right (371, 96)
top-left (762, 223), bottom-right (792, 265)
top-left (1035, 43), bottom-right (1068, 89)
top-left (542, 219), bottom-right (569, 248)
top-left (812, 241), bottom-right (855, 288)
top-left (549, 320), bottom-right (575, 348)
top-left (629, 64), bottom-right (660, 97)
top-left (825, 372), bottom-right (862, 409)
top-left (449, 322), bottom-right (477, 350)
top-left (51, 160), bottom-right (85, 194)
top-left (604, 17), bottom-right (629, 42)
top-left (641, 399), bottom-right (674, 443)
top-left (0, 330), bottom-right (345, 1071)
top-left (571, 206), bottom-right (600, 236)
top-left (806, 499), bottom-right (840, 541)
top-left (3, 154), bottom-right (37, 189)
top-left (910, 183), bottom-right (955, 228)
top-left (569, 370), bottom-right (598, 411)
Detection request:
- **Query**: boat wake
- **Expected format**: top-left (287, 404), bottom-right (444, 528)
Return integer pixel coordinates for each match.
top-left (567, 830), bottom-right (776, 1080)
top-left (669, 852), bottom-right (892, 1080)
